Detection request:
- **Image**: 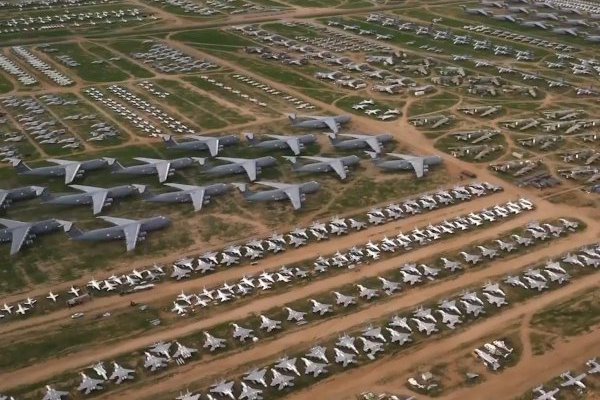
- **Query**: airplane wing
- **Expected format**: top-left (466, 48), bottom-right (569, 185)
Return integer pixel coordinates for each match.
top-left (9, 224), bottom-right (32, 255)
top-left (189, 188), bottom-right (206, 212)
top-left (389, 154), bottom-right (425, 177)
top-left (283, 186), bottom-right (302, 210)
top-left (155, 162), bottom-right (171, 183)
top-left (364, 137), bottom-right (382, 153)
top-left (98, 216), bottom-right (137, 226)
top-left (69, 184), bottom-right (100, 193)
top-left (63, 163), bottom-right (82, 184)
top-left (91, 191), bottom-right (109, 215)
top-left (46, 158), bottom-right (74, 165)
top-left (0, 192), bottom-right (7, 208)
top-left (286, 138), bottom-right (301, 155)
top-left (322, 117), bottom-right (339, 134)
top-left (123, 222), bottom-right (141, 252)
top-left (328, 159), bottom-right (347, 180)
top-left (242, 161), bottom-right (257, 182)
top-left (205, 138), bottom-right (219, 157)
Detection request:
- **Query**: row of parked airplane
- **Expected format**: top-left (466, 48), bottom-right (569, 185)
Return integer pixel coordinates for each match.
top-left (4, 241), bottom-right (594, 400)
top-left (164, 244), bottom-right (599, 400)
top-left (168, 217), bottom-right (572, 319)
top-left (0, 182), bottom-right (503, 318)
top-left (531, 358), bottom-right (600, 400)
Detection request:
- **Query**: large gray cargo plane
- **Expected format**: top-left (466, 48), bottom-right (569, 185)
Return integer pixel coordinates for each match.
top-left (329, 133), bottom-right (393, 153)
top-left (0, 186), bottom-right (46, 210)
top-left (367, 152), bottom-right (443, 177)
top-left (112, 157), bottom-right (204, 183)
top-left (68, 216), bottom-right (170, 251)
top-left (284, 155), bottom-right (360, 180)
top-left (144, 183), bottom-right (230, 212)
top-left (205, 156), bottom-right (277, 182)
top-left (244, 132), bottom-right (316, 155)
top-left (44, 184), bottom-right (146, 215)
top-left (0, 218), bottom-right (72, 255)
top-left (288, 114), bottom-right (351, 134)
top-left (161, 134), bottom-right (239, 157)
top-left (9, 157), bottom-right (115, 184)
top-left (234, 181), bottom-right (320, 210)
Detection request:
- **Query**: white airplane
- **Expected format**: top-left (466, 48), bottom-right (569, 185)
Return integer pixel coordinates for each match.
top-left (42, 385), bottom-right (69, 400)
top-left (46, 292), bottom-right (59, 302)
top-left (110, 362), bottom-right (135, 384)
top-left (210, 380), bottom-right (236, 399)
top-left (270, 369), bottom-right (295, 390)
top-left (560, 371), bottom-right (587, 390)
top-left (259, 315), bottom-right (282, 332)
top-left (532, 385), bottom-right (560, 400)
top-left (203, 332), bottom-right (226, 352)
top-left (310, 299), bottom-right (333, 315)
top-left (77, 372), bottom-right (104, 394)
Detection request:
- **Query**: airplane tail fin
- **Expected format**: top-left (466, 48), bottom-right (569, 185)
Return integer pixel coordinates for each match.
top-left (282, 156), bottom-right (299, 168)
top-left (231, 183), bottom-right (252, 197)
top-left (161, 134), bottom-right (178, 148)
top-left (9, 158), bottom-right (31, 173)
top-left (287, 113), bottom-right (297, 123)
top-left (66, 225), bottom-right (84, 239)
top-left (110, 161), bottom-right (125, 172)
top-left (243, 132), bottom-right (258, 145)
top-left (364, 151), bottom-right (379, 160)
top-left (40, 189), bottom-right (54, 202)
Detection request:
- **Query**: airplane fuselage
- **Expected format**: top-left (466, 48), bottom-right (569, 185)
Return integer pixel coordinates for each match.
top-left (333, 134), bottom-right (393, 150)
top-left (46, 185), bottom-right (138, 207)
top-left (376, 155), bottom-right (443, 171)
top-left (205, 157), bottom-right (276, 177)
top-left (169, 135), bottom-right (239, 151)
top-left (293, 115), bottom-right (351, 130)
top-left (20, 159), bottom-right (109, 178)
top-left (72, 217), bottom-right (170, 242)
top-left (114, 158), bottom-right (196, 177)
top-left (245, 182), bottom-right (320, 203)
top-left (147, 184), bottom-right (229, 204)
top-left (296, 155), bottom-right (360, 174)
top-left (0, 220), bottom-right (65, 245)
top-left (253, 135), bottom-right (316, 150)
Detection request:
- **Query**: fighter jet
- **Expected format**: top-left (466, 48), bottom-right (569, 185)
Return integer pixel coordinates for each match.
top-left (10, 157), bottom-right (114, 184)
top-left (239, 382), bottom-right (263, 400)
top-left (176, 391), bottom-right (200, 400)
top-left (333, 291), bottom-right (357, 307)
top-left (285, 307), bottom-right (307, 324)
top-left (234, 181), bottom-right (320, 210)
top-left (367, 152), bottom-right (442, 178)
top-left (144, 183), bottom-right (230, 212)
top-left (441, 258), bottom-right (462, 272)
top-left (460, 251), bottom-right (482, 264)
top-left (288, 113), bottom-right (351, 134)
top-left (77, 372), bottom-right (104, 394)
top-left (210, 380), bottom-right (236, 399)
top-left (68, 216), bottom-right (170, 252)
top-left (301, 357), bottom-right (329, 377)
top-left (0, 186), bottom-right (46, 210)
top-left (112, 157), bottom-right (203, 183)
top-left (356, 284), bottom-right (379, 300)
top-left (231, 323), bottom-right (254, 342)
top-left (203, 332), bottom-right (226, 352)
top-left (110, 362), bottom-right (135, 384)
top-left (244, 368), bottom-right (268, 387)
top-left (42, 386), bottom-right (69, 400)
top-left (387, 327), bottom-right (412, 345)
top-left (306, 346), bottom-right (329, 363)
top-left (0, 218), bottom-right (72, 255)
top-left (270, 369), bottom-right (295, 390)
top-left (411, 318), bottom-right (438, 335)
top-left (259, 315), bottom-right (282, 332)
top-left (330, 133), bottom-right (393, 154)
top-left (245, 132), bottom-right (316, 155)
top-left (379, 277), bottom-right (401, 295)
top-left (44, 184), bottom-right (145, 215)
top-left (284, 155), bottom-right (360, 180)
top-left (161, 134), bottom-right (238, 157)
top-left (310, 299), bottom-right (333, 315)
top-left (334, 347), bottom-right (357, 367)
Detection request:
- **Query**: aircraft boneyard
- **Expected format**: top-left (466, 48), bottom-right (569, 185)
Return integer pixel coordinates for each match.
top-left (0, 2), bottom-right (599, 400)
